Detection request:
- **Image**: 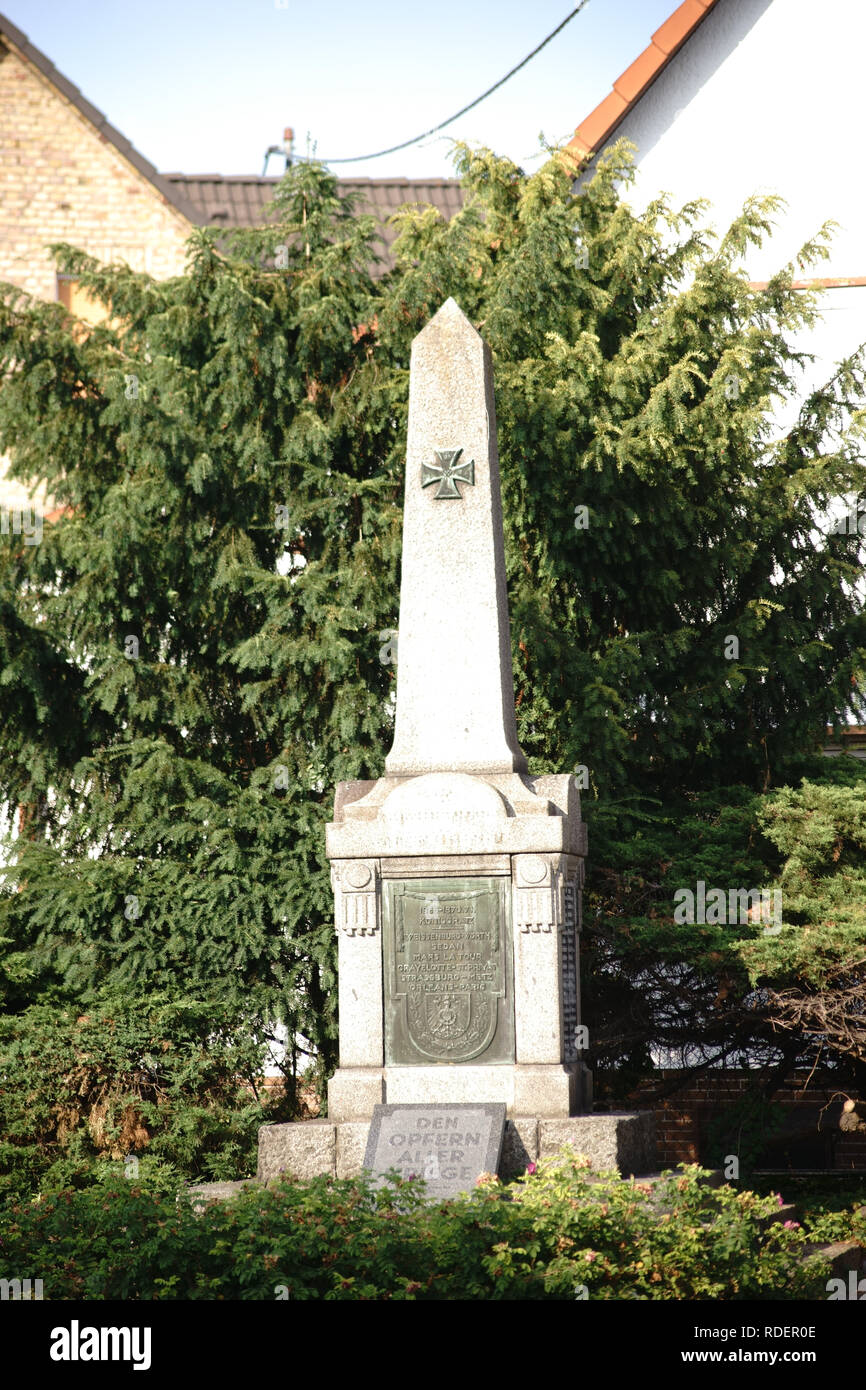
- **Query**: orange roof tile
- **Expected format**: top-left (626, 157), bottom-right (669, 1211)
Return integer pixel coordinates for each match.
top-left (576, 90), bottom-right (629, 157)
top-left (567, 0), bottom-right (721, 163)
top-left (652, 0), bottom-right (712, 54)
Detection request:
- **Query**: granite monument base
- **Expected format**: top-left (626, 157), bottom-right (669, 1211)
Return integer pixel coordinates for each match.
top-left (257, 1110), bottom-right (655, 1183)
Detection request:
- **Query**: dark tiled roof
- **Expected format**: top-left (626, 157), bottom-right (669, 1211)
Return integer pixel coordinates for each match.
top-left (165, 173), bottom-right (465, 268)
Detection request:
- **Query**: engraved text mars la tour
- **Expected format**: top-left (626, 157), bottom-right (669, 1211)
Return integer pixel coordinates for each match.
top-left (398, 895), bottom-right (493, 994)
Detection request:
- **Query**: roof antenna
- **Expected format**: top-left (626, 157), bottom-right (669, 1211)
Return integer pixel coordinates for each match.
top-left (262, 127), bottom-right (294, 177)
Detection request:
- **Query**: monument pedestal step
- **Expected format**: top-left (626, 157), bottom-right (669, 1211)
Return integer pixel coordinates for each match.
top-left (327, 1062), bottom-right (592, 1121)
top-left (256, 1110), bottom-right (655, 1184)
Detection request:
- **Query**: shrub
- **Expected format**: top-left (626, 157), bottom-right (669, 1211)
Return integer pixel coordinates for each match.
top-left (0, 1156), bottom-right (830, 1300)
top-left (0, 994), bottom-right (295, 1204)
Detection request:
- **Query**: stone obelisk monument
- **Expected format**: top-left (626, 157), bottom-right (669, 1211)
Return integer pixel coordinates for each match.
top-left (254, 299), bottom-right (654, 1184)
top-left (326, 298), bottom-right (587, 1120)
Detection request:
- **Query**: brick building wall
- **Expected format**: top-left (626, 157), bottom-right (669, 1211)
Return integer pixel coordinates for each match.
top-left (0, 27), bottom-right (198, 519)
top-left (626, 1072), bottom-right (866, 1171)
top-left (0, 38), bottom-right (191, 302)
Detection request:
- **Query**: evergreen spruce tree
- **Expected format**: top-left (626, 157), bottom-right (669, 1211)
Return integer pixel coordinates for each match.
top-left (1, 142), bottom-right (865, 1183)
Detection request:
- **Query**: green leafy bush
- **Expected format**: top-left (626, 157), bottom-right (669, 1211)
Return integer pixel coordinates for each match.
top-left (0, 993), bottom-right (296, 1204)
top-left (0, 1157), bottom-right (830, 1301)
top-left (749, 1174), bottom-right (866, 1249)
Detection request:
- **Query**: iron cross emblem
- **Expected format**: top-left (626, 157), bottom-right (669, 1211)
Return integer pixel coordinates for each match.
top-left (421, 447), bottom-right (475, 499)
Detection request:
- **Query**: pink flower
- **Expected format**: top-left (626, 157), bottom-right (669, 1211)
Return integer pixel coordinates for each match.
top-left (783, 1220), bottom-right (800, 1229)
top-left (776, 1194), bottom-right (784, 1207)
top-left (526, 1162), bottom-right (537, 1175)
top-left (585, 1251), bottom-right (597, 1263)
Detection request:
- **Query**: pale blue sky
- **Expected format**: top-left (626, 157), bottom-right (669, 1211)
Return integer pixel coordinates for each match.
top-left (1, 0), bottom-right (677, 180)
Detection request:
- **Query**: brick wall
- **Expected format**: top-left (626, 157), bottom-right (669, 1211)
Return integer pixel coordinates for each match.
top-left (0, 37), bottom-right (195, 516)
top-left (0, 39), bottom-right (191, 302)
top-left (625, 1072), bottom-right (866, 1170)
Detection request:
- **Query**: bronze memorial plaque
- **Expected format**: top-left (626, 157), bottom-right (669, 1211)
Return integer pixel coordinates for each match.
top-left (383, 877), bottom-right (514, 1065)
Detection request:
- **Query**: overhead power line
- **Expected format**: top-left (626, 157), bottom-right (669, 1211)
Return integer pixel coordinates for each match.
top-left (316, 2), bottom-right (591, 165)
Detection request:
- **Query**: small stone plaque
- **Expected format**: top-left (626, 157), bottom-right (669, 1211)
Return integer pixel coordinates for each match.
top-left (363, 1103), bottom-right (506, 1201)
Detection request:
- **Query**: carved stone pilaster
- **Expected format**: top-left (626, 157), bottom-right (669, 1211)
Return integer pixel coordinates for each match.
top-left (512, 854), bottom-right (564, 933)
top-left (331, 859), bottom-right (380, 937)
top-left (330, 860), bottom-right (384, 1079)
